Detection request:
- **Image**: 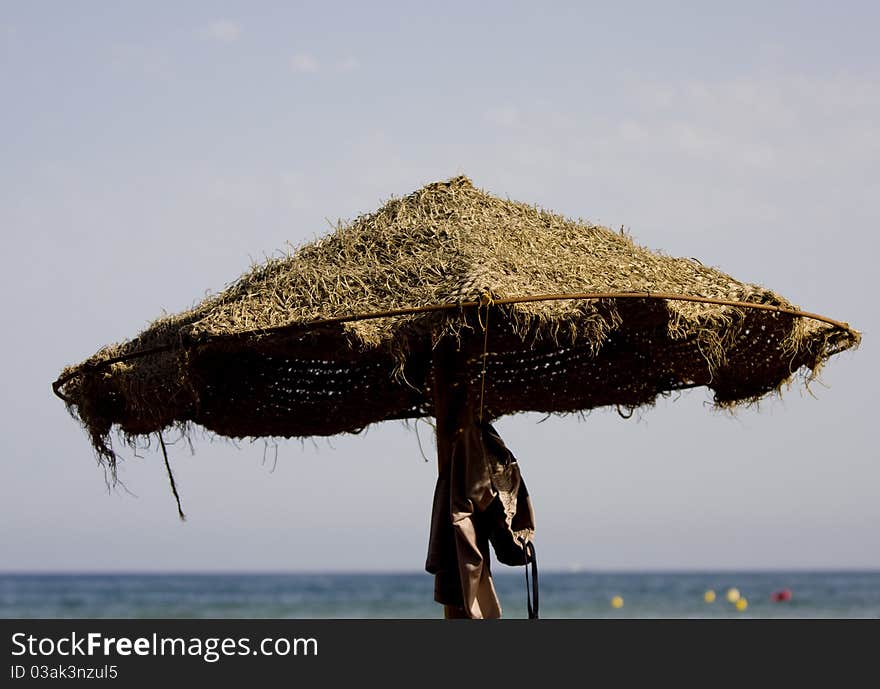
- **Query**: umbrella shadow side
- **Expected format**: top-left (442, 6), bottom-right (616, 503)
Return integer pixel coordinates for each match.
top-left (54, 296), bottom-right (858, 476)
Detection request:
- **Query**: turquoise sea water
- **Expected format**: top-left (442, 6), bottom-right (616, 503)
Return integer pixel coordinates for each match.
top-left (2, 572), bottom-right (878, 619)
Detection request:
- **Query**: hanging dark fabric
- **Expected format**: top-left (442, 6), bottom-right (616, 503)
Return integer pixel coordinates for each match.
top-left (426, 339), bottom-right (536, 619)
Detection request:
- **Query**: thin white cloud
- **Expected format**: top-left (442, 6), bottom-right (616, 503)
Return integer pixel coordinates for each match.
top-left (482, 75), bottom-right (880, 182)
top-left (198, 20), bottom-right (241, 43)
top-left (618, 75), bottom-right (880, 171)
top-left (484, 106), bottom-right (520, 128)
top-left (290, 54), bottom-right (320, 73)
top-left (336, 57), bottom-right (360, 73)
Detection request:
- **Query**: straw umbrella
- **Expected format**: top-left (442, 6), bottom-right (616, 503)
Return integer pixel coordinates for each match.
top-left (53, 175), bottom-right (859, 617)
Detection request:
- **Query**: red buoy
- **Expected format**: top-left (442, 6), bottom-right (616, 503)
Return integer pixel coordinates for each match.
top-left (771, 588), bottom-right (793, 602)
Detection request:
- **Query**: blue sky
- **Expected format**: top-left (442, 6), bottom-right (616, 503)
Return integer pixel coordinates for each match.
top-left (1, 2), bottom-right (877, 571)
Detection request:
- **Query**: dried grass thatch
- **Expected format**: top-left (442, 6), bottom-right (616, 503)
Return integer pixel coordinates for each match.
top-left (54, 175), bottom-right (859, 470)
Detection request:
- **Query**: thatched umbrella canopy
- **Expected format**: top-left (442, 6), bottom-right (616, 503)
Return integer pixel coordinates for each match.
top-left (54, 175), bottom-right (859, 469)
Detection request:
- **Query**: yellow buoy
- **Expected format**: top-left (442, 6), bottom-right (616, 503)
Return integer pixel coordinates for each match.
top-left (704, 589), bottom-right (716, 603)
top-left (610, 595), bottom-right (624, 609)
top-left (726, 587), bottom-right (741, 603)
top-left (735, 597), bottom-right (748, 612)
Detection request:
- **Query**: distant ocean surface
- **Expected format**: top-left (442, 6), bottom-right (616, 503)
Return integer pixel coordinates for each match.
top-left (2, 572), bottom-right (878, 619)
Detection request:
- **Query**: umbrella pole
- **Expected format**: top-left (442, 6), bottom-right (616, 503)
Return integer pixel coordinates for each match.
top-left (430, 336), bottom-right (469, 618)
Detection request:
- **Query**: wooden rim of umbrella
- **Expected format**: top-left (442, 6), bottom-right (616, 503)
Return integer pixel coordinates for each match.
top-left (52, 290), bottom-right (857, 405)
